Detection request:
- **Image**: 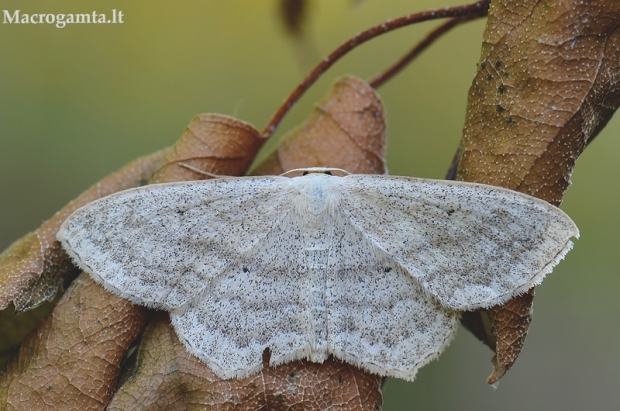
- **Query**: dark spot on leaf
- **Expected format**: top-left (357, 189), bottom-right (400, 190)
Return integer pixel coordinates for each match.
top-left (495, 60), bottom-right (502, 69)
top-left (497, 105), bottom-right (505, 113)
top-left (498, 84), bottom-right (506, 94)
top-left (507, 117), bottom-right (514, 124)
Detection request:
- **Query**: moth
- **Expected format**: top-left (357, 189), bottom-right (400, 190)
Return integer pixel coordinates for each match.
top-left (57, 168), bottom-right (578, 381)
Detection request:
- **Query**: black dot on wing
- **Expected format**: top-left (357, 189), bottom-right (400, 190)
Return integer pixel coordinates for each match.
top-left (384, 267), bottom-right (392, 273)
top-left (242, 267), bottom-right (249, 273)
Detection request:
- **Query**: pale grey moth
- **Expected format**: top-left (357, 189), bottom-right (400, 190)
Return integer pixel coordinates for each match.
top-left (57, 168), bottom-right (579, 381)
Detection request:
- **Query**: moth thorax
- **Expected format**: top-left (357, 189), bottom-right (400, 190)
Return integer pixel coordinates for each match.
top-left (290, 173), bottom-right (340, 216)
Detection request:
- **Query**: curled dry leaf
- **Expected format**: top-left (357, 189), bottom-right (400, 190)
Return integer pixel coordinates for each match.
top-left (149, 114), bottom-right (263, 184)
top-left (253, 75), bottom-right (386, 175)
top-left (460, 289), bottom-right (535, 386)
top-left (457, 0), bottom-right (620, 383)
top-left (0, 148), bottom-right (171, 313)
top-left (0, 275), bottom-right (150, 410)
top-left (485, 289), bottom-right (535, 385)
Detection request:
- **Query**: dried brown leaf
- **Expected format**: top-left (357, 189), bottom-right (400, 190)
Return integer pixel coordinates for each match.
top-left (458, 0), bottom-right (620, 383)
top-left (253, 75), bottom-right (386, 176)
top-left (0, 292), bottom-right (58, 369)
top-left (486, 289), bottom-right (534, 385)
top-left (149, 114), bottom-right (263, 184)
top-left (0, 275), bottom-right (150, 410)
top-left (0, 148), bottom-right (171, 313)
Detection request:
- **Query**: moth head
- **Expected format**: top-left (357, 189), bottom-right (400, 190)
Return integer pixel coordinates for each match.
top-left (282, 167), bottom-right (350, 178)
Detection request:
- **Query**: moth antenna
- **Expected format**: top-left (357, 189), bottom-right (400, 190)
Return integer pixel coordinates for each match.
top-left (281, 167), bottom-right (351, 178)
top-left (178, 162), bottom-right (222, 179)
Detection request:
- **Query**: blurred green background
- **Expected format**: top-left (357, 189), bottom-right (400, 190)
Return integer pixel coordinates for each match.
top-left (1, 1), bottom-right (618, 409)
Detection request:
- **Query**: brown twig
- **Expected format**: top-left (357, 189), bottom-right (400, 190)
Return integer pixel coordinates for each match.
top-left (445, 141), bottom-right (462, 181)
top-left (261, 0), bottom-right (491, 139)
top-left (368, 13), bottom-right (487, 89)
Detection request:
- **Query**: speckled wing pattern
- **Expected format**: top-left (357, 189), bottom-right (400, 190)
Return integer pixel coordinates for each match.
top-left (57, 177), bottom-right (294, 311)
top-left (170, 210), bottom-right (458, 380)
top-left (339, 175), bottom-right (579, 311)
top-left (57, 172), bottom-right (578, 381)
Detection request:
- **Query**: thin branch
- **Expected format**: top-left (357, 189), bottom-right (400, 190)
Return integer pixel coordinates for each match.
top-left (368, 13), bottom-right (487, 89)
top-left (261, 0), bottom-right (491, 139)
